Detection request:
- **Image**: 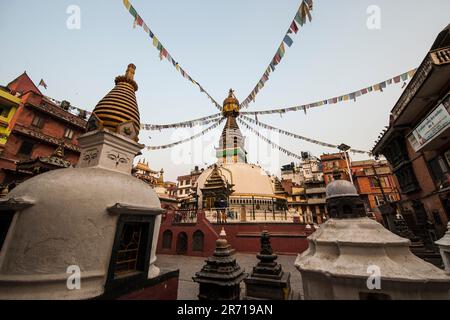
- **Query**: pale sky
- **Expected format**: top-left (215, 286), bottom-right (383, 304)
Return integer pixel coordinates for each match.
top-left (1, 0), bottom-right (449, 181)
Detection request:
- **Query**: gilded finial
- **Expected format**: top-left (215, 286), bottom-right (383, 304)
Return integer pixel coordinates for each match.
top-left (52, 144), bottom-right (65, 158)
top-left (125, 64), bottom-right (136, 81)
top-left (222, 89), bottom-right (240, 117)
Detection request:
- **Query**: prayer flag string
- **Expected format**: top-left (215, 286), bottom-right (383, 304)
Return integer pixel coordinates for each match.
top-left (240, 115), bottom-right (371, 155)
top-left (240, 68), bottom-right (417, 116)
top-left (123, 0), bottom-right (222, 111)
top-left (240, 0), bottom-right (314, 109)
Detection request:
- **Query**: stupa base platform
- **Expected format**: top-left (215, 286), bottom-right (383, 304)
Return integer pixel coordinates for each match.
top-left (157, 210), bottom-right (314, 257)
top-left (99, 269), bottom-right (179, 300)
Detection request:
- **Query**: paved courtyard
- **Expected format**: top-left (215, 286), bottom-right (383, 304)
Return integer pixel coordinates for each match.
top-left (157, 253), bottom-right (304, 300)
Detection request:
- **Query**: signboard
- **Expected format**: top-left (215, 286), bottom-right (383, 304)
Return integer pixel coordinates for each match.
top-left (407, 102), bottom-right (450, 152)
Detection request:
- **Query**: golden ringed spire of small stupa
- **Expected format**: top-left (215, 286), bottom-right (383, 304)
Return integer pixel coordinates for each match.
top-left (92, 64), bottom-right (141, 137)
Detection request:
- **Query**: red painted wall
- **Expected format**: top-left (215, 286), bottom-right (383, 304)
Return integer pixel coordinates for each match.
top-left (157, 210), bottom-right (312, 257)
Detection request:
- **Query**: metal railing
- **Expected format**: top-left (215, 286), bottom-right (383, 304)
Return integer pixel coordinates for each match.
top-left (172, 209), bottom-right (198, 224)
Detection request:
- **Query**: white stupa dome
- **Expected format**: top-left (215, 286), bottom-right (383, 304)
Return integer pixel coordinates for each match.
top-left (0, 166), bottom-right (161, 299)
top-left (196, 162), bottom-right (276, 203)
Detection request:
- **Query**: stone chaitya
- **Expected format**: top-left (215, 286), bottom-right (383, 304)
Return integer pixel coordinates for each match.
top-left (0, 64), bottom-right (179, 300)
top-left (295, 179), bottom-right (450, 300)
top-left (193, 229), bottom-right (247, 300)
top-left (244, 229), bottom-right (291, 300)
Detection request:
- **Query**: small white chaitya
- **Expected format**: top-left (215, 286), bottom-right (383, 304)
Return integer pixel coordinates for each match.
top-left (295, 179), bottom-right (450, 300)
top-left (0, 64), bottom-right (164, 299)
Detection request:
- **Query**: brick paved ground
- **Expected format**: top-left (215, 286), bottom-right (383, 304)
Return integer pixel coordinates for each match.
top-left (156, 253), bottom-right (304, 300)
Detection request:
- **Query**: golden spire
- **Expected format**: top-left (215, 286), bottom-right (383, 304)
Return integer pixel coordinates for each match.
top-left (52, 144), bottom-right (65, 158)
top-left (92, 64), bottom-right (141, 137)
top-left (222, 89), bottom-right (240, 117)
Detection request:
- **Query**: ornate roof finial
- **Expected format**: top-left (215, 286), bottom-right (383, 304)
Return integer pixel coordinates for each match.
top-left (222, 89), bottom-right (240, 117)
top-left (52, 144), bottom-right (65, 159)
top-left (125, 63), bottom-right (136, 81)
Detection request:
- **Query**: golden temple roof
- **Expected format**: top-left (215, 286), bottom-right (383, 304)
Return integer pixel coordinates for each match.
top-left (222, 89), bottom-right (240, 117)
top-left (135, 160), bottom-right (151, 172)
top-left (92, 64), bottom-right (140, 137)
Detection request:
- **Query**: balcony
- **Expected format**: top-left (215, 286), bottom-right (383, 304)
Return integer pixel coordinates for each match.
top-left (307, 198), bottom-right (326, 205)
top-left (305, 187), bottom-right (326, 194)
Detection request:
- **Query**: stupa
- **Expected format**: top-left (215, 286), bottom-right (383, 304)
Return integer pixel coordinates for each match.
top-left (0, 64), bottom-right (178, 299)
top-left (193, 228), bottom-right (247, 300)
top-left (195, 89), bottom-right (288, 222)
top-left (295, 179), bottom-right (450, 300)
top-left (243, 229), bottom-right (291, 300)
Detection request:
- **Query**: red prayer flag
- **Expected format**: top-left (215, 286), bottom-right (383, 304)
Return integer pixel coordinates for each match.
top-left (290, 21), bottom-right (299, 34)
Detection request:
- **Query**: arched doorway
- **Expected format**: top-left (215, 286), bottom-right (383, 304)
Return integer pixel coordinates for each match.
top-left (162, 230), bottom-right (173, 249)
top-left (192, 230), bottom-right (204, 252)
top-left (176, 232), bottom-right (188, 254)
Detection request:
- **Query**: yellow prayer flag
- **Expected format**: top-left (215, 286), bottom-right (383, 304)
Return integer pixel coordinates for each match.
top-left (152, 36), bottom-right (159, 48)
top-left (407, 70), bottom-right (416, 78)
top-left (123, 0), bottom-right (131, 10)
top-left (373, 84), bottom-right (381, 91)
top-left (343, 95), bottom-right (349, 101)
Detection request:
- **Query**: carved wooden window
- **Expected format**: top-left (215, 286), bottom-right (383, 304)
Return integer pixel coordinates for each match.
top-left (114, 222), bottom-right (148, 277)
top-left (0, 106), bottom-right (10, 118)
top-left (0, 211), bottom-right (14, 252)
top-left (428, 155), bottom-right (449, 188)
top-left (31, 114), bottom-right (45, 128)
top-left (64, 127), bottom-right (74, 139)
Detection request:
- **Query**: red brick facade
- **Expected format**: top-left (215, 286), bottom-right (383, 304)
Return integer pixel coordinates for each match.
top-left (321, 152), bottom-right (351, 185)
top-left (0, 73), bottom-right (86, 185)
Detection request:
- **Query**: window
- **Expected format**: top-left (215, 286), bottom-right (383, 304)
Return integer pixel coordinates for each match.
top-left (17, 140), bottom-right (35, 156)
top-left (0, 106), bottom-right (10, 118)
top-left (64, 128), bottom-right (74, 139)
top-left (162, 230), bottom-right (173, 249)
top-left (31, 114), bottom-right (45, 128)
top-left (370, 177), bottom-right (380, 188)
top-left (0, 211), bottom-right (15, 252)
top-left (114, 222), bottom-right (149, 277)
top-left (428, 156), bottom-right (449, 187)
top-left (374, 195), bottom-right (385, 206)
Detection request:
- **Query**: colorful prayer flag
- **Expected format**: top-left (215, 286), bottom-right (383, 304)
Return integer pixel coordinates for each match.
top-left (283, 34), bottom-right (294, 47)
top-left (123, 0), bottom-right (131, 10)
top-left (290, 21), bottom-right (299, 34)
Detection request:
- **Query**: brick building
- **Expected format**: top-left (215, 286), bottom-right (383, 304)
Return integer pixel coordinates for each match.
top-left (0, 89), bottom-right (21, 155)
top-left (372, 25), bottom-right (450, 242)
top-left (320, 152), bottom-right (351, 185)
top-left (351, 159), bottom-right (401, 221)
top-left (0, 72), bottom-right (87, 186)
